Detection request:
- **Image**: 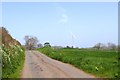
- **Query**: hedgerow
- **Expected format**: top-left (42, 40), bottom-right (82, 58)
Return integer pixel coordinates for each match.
top-left (1, 44), bottom-right (25, 78)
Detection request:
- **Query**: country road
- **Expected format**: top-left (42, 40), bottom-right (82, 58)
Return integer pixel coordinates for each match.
top-left (21, 50), bottom-right (95, 78)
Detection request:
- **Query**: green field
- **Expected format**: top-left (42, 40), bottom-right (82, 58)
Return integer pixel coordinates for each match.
top-left (37, 47), bottom-right (119, 78)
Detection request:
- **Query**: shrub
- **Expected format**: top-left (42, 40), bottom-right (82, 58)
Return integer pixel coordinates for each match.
top-left (1, 44), bottom-right (25, 78)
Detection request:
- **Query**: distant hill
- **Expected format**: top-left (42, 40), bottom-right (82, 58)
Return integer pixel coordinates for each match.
top-left (0, 27), bottom-right (21, 47)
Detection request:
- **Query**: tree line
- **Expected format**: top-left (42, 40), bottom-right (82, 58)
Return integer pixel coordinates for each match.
top-left (93, 42), bottom-right (118, 50)
top-left (24, 35), bottom-right (119, 51)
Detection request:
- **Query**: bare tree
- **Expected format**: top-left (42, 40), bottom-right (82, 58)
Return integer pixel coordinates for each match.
top-left (24, 35), bottom-right (39, 50)
top-left (100, 44), bottom-right (107, 49)
top-left (107, 43), bottom-right (116, 50)
top-left (93, 43), bottom-right (102, 50)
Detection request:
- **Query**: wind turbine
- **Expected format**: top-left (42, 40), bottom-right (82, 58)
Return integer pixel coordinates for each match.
top-left (70, 32), bottom-right (76, 48)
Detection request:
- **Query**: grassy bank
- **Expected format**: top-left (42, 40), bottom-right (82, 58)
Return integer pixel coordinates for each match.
top-left (37, 47), bottom-right (119, 78)
top-left (1, 45), bottom-right (25, 78)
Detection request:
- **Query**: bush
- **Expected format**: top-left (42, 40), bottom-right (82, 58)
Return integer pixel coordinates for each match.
top-left (1, 44), bottom-right (25, 78)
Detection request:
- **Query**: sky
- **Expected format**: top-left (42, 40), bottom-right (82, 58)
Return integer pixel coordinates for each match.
top-left (1, 2), bottom-right (118, 48)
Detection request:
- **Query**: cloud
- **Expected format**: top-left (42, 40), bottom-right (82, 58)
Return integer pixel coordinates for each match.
top-left (54, 3), bottom-right (68, 24)
top-left (54, 3), bottom-right (66, 13)
top-left (57, 6), bottom-right (66, 13)
top-left (58, 14), bottom-right (68, 24)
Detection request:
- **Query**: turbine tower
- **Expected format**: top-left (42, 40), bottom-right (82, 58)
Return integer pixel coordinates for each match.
top-left (72, 34), bottom-right (74, 48)
top-left (70, 32), bottom-right (76, 48)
